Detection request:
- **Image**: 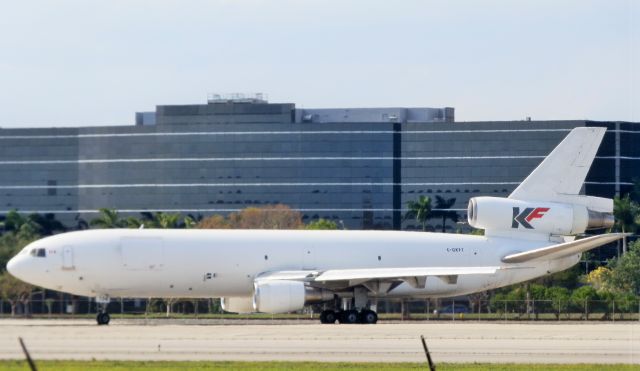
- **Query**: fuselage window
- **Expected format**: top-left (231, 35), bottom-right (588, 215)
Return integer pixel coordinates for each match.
top-left (30, 248), bottom-right (47, 257)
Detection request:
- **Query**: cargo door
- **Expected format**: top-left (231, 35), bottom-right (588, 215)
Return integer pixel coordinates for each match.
top-left (120, 237), bottom-right (164, 271)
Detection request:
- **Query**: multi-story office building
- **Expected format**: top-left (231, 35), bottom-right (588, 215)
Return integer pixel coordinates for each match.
top-left (0, 96), bottom-right (637, 234)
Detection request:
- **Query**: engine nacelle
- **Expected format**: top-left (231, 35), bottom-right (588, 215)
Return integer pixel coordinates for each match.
top-left (220, 296), bottom-right (254, 314)
top-left (467, 196), bottom-right (613, 235)
top-left (252, 280), bottom-right (334, 314)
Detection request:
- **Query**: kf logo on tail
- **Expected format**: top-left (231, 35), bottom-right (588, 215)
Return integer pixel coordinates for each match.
top-left (512, 207), bottom-right (549, 229)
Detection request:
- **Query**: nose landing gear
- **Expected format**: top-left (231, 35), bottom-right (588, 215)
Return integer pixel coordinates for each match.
top-left (95, 295), bottom-right (111, 325)
top-left (96, 312), bottom-right (110, 325)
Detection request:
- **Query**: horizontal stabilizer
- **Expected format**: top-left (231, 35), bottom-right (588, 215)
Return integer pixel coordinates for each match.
top-left (502, 233), bottom-right (627, 263)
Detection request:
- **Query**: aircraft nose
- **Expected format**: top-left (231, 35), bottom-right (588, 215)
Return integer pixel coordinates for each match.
top-left (7, 255), bottom-right (27, 281)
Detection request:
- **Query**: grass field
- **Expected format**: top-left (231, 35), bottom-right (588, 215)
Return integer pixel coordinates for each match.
top-left (1, 361), bottom-right (639, 371)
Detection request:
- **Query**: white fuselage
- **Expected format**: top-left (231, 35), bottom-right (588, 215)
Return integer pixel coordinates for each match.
top-left (7, 229), bottom-right (579, 300)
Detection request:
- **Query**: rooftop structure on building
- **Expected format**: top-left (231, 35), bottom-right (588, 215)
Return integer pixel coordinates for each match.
top-left (135, 95), bottom-right (454, 126)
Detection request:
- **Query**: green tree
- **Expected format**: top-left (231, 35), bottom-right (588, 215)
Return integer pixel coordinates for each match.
top-left (306, 218), bottom-right (339, 230)
top-left (546, 286), bottom-right (571, 319)
top-left (141, 212), bottom-right (198, 229)
top-left (1, 210), bottom-right (58, 240)
top-left (0, 272), bottom-right (34, 315)
top-left (26, 213), bottom-right (66, 235)
top-left (124, 216), bottom-right (143, 228)
top-left (0, 228), bottom-right (41, 273)
top-left (183, 215), bottom-right (197, 229)
top-left (613, 195), bottom-right (638, 233)
top-left (431, 196), bottom-right (459, 233)
top-left (90, 208), bottom-right (125, 228)
top-left (151, 212), bottom-right (181, 229)
top-left (571, 285), bottom-right (599, 303)
top-left (570, 285), bottom-right (599, 319)
top-left (608, 240), bottom-right (640, 294)
top-left (404, 196), bottom-right (433, 231)
top-left (535, 264), bottom-right (582, 290)
top-left (613, 195), bottom-right (639, 254)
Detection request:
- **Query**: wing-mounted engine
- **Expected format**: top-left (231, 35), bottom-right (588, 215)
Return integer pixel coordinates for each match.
top-left (252, 280), bottom-right (334, 314)
top-left (467, 196), bottom-right (613, 237)
top-left (221, 296), bottom-right (254, 314)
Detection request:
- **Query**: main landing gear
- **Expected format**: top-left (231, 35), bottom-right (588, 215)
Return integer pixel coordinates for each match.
top-left (319, 288), bottom-right (379, 324)
top-left (96, 295), bottom-right (110, 325)
top-left (319, 309), bottom-right (378, 324)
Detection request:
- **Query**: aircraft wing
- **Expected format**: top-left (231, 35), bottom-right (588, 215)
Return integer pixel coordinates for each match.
top-left (257, 266), bottom-right (500, 291)
top-left (501, 233), bottom-right (627, 264)
top-left (313, 266), bottom-right (499, 281)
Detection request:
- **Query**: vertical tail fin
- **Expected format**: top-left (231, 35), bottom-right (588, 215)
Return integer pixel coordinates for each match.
top-left (509, 127), bottom-right (606, 204)
top-left (468, 127), bottom-right (613, 240)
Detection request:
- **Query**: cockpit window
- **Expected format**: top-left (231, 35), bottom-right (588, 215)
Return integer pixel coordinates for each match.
top-left (30, 248), bottom-right (46, 257)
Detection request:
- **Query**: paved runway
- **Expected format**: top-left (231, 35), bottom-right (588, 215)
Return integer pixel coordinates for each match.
top-left (0, 319), bottom-right (638, 364)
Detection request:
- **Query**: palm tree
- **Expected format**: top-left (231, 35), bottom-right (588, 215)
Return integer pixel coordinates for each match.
top-left (182, 215), bottom-right (197, 229)
top-left (1, 210), bottom-right (27, 233)
top-left (152, 212), bottom-right (181, 229)
top-left (124, 216), bottom-right (144, 228)
top-left (1, 210), bottom-right (65, 238)
top-left (431, 196), bottom-right (459, 233)
top-left (613, 195), bottom-right (639, 254)
top-left (404, 196), bottom-right (432, 231)
top-left (90, 208), bottom-right (124, 228)
top-left (27, 213), bottom-right (66, 235)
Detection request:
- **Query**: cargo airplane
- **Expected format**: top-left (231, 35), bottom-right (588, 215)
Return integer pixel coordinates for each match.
top-left (7, 127), bottom-right (622, 325)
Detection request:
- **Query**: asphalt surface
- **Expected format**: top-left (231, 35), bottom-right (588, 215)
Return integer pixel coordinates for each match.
top-left (0, 319), bottom-right (638, 364)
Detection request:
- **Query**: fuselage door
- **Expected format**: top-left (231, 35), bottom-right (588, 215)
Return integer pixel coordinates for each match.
top-left (62, 245), bottom-right (75, 270)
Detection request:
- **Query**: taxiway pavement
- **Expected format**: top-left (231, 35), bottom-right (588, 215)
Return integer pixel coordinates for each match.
top-left (0, 319), bottom-right (638, 364)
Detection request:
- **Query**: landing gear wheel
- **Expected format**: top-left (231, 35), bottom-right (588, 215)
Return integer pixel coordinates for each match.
top-left (360, 309), bottom-right (378, 324)
top-left (339, 309), bottom-right (359, 324)
top-left (96, 312), bottom-right (110, 325)
top-left (320, 310), bottom-right (337, 324)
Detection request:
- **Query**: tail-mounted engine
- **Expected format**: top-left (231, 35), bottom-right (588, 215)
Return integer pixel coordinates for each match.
top-left (467, 196), bottom-right (613, 236)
